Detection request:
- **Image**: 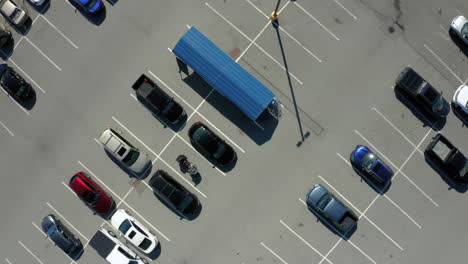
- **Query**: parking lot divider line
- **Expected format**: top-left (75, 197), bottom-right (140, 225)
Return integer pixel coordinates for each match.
top-left (318, 175), bottom-right (364, 215)
top-left (0, 121), bottom-right (14, 136)
top-left (0, 54), bottom-right (45, 94)
top-left (24, 37), bottom-right (62, 72)
top-left (206, 2), bottom-right (304, 84)
top-left (39, 15), bottom-right (79, 50)
top-left (5, 258), bottom-right (13, 264)
top-left (17, 241), bottom-right (45, 264)
top-left (464, 78), bottom-right (468, 85)
top-left (175, 133), bottom-right (227, 176)
top-left (424, 44), bottom-right (464, 84)
top-left (147, 71), bottom-right (196, 111)
top-left (195, 112), bottom-right (246, 153)
top-left (77, 161), bottom-right (124, 201)
top-left (260, 242), bottom-right (289, 264)
top-left (293, 2), bottom-right (340, 41)
top-left (354, 129), bottom-right (438, 207)
top-left (279, 220), bottom-right (333, 264)
top-left (111, 116), bottom-right (159, 157)
top-left (32, 222), bottom-right (78, 263)
top-left (13, 36), bottom-right (24, 50)
top-left (46, 202), bottom-right (89, 242)
top-left (336, 153), bottom-right (423, 229)
top-left (371, 107), bottom-right (423, 155)
top-left (333, 0), bottom-right (358, 20)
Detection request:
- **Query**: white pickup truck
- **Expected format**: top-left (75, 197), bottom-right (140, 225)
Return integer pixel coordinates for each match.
top-left (89, 227), bottom-right (148, 264)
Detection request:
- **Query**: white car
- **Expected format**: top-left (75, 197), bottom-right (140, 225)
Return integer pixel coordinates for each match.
top-left (110, 209), bottom-right (158, 254)
top-left (450, 15), bottom-right (468, 45)
top-left (452, 85), bottom-right (468, 114)
top-left (0, 0), bottom-right (28, 27)
top-left (98, 128), bottom-right (151, 176)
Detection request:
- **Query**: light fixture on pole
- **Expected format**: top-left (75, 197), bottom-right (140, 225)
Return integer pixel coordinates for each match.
top-left (270, 0), bottom-right (282, 21)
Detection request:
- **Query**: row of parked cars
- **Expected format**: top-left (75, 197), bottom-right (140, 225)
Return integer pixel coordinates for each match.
top-left (38, 74), bottom-right (239, 263)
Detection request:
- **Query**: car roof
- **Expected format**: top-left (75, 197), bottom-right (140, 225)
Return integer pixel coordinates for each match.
top-left (152, 172), bottom-right (186, 205)
top-left (0, 0), bottom-right (16, 16)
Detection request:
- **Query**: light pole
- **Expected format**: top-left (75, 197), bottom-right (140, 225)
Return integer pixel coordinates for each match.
top-left (270, 0), bottom-right (282, 21)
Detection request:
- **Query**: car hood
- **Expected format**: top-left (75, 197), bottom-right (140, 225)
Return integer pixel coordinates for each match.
top-left (453, 85), bottom-right (468, 110)
top-left (307, 185), bottom-right (327, 206)
top-left (370, 160), bottom-right (393, 182)
top-left (129, 153), bottom-right (150, 174)
top-left (451, 16), bottom-right (468, 32)
top-left (323, 199), bottom-right (347, 222)
top-left (352, 145), bottom-right (370, 164)
top-left (50, 230), bottom-right (74, 252)
top-left (93, 194), bottom-right (113, 214)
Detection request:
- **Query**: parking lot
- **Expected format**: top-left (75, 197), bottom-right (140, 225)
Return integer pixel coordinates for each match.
top-left (0, 0), bottom-right (467, 263)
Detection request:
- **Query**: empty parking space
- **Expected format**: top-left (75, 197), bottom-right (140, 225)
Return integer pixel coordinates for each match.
top-left (326, 240), bottom-right (373, 264)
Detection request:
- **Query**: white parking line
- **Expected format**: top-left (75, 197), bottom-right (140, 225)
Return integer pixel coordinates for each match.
top-left (318, 175), bottom-right (404, 251)
top-left (260, 242), bottom-right (288, 264)
top-left (336, 152), bottom-right (423, 229)
top-left (205, 2), bottom-right (305, 84)
top-left (24, 37), bottom-right (62, 71)
top-left (280, 220), bottom-right (333, 263)
top-left (354, 129), bottom-right (439, 207)
top-left (424, 44), bottom-right (464, 84)
top-left (112, 116), bottom-right (158, 157)
top-left (4, 259), bottom-right (13, 264)
top-left (147, 70), bottom-right (246, 153)
top-left (245, 0), bottom-right (323, 61)
top-left (46, 202), bottom-right (89, 242)
top-left (294, 2), bottom-right (340, 40)
top-left (297, 199), bottom-right (376, 264)
top-left (371, 107), bottom-right (423, 154)
top-left (0, 120), bottom-right (14, 136)
top-left (0, 53), bottom-right (45, 94)
top-left (32, 222), bottom-right (77, 263)
top-left (464, 78), bottom-right (467, 85)
top-left (40, 15), bottom-right (79, 49)
top-left (18, 241), bottom-right (44, 264)
top-left (333, 0), bottom-right (358, 19)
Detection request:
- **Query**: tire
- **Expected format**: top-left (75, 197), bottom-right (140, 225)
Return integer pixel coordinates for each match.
top-left (108, 230), bottom-right (116, 237)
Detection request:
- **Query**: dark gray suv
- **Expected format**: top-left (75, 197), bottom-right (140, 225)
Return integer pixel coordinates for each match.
top-left (41, 214), bottom-right (82, 259)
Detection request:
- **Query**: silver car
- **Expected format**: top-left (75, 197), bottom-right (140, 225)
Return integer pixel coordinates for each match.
top-left (98, 128), bottom-right (151, 175)
top-left (450, 15), bottom-right (468, 45)
top-left (0, 0), bottom-right (28, 27)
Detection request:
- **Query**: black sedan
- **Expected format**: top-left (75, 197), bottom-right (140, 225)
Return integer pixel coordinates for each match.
top-left (0, 64), bottom-right (33, 102)
top-left (41, 214), bottom-right (82, 259)
top-left (188, 122), bottom-right (236, 167)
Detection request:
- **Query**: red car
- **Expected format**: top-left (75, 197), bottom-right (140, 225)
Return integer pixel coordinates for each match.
top-left (69, 172), bottom-right (114, 216)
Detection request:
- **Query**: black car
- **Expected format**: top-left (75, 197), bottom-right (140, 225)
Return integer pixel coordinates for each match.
top-left (0, 24), bottom-right (12, 48)
top-left (149, 170), bottom-right (199, 218)
top-left (0, 64), bottom-right (33, 101)
top-left (132, 74), bottom-right (186, 125)
top-left (188, 122), bottom-right (236, 167)
top-left (41, 214), bottom-right (82, 259)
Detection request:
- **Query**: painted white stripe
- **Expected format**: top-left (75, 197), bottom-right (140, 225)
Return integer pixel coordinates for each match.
top-left (46, 202), bottom-right (89, 242)
top-left (347, 239), bottom-right (377, 264)
top-left (5, 258), bottom-right (13, 264)
top-left (294, 2), bottom-right (340, 40)
top-left (24, 37), bottom-right (62, 71)
top-left (18, 241), bottom-right (44, 264)
top-left (354, 129), bottom-right (439, 207)
top-left (206, 2), bottom-right (304, 84)
top-left (260, 242), bottom-right (288, 264)
top-left (333, 0), bottom-right (358, 19)
top-left (280, 220), bottom-right (333, 264)
top-left (424, 44), bottom-right (464, 84)
top-left (40, 15), bottom-right (79, 49)
top-left (0, 121), bottom-right (14, 136)
top-left (371, 107), bottom-right (422, 154)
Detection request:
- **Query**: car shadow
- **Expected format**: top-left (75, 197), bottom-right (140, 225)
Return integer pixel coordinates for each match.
top-left (394, 87), bottom-right (446, 130)
top-left (424, 152), bottom-right (468, 193)
top-left (180, 70), bottom-right (278, 146)
top-left (451, 102), bottom-right (468, 127)
top-left (67, 0), bottom-right (106, 26)
top-left (145, 241), bottom-right (161, 260)
top-left (135, 93), bottom-right (187, 132)
top-left (449, 29), bottom-right (468, 57)
top-left (151, 191), bottom-right (202, 221)
top-left (26, 0), bottom-right (51, 14)
top-left (306, 206), bottom-right (356, 240)
top-left (350, 164), bottom-right (391, 194)
top-left (103, 150), bottom-right (153, 180)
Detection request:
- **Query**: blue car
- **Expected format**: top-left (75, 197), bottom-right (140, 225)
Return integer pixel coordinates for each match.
top-left (41, 214), bottom-right (82, 259)
top-left (350, 145), bottom-right (393, 185)
top-left (76, 0), bottom-right (103, 14)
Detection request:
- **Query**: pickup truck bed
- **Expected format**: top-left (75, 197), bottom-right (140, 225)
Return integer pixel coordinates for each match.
top-left (89, 230), bottom-right (115, 259)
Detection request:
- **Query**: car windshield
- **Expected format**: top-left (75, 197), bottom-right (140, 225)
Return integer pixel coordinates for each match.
top-left (139, 238), bottom-right (152, 250)
top-left (432, 96), bottom-right (444, 112)
top-left (459, 162), bottom-right (468, 177)
top-left (212, 142), bottom-right (226, 159)
top-left (122, 150), bottom-right (140, 166)
top-left (90, 193), bottom-right (101, 205)
top-left (316, 193), bottom-right (332, 210)
top-left (9, 8), bottom-right (20, 20)
top-left (84, 0), bottom-right (97, 9)
top-left (362, 153), bottom-right (377, 170)
top-left (462, 23), bottom-right (468, 34)
top-left (118, 219), bottom-right (132, 235)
